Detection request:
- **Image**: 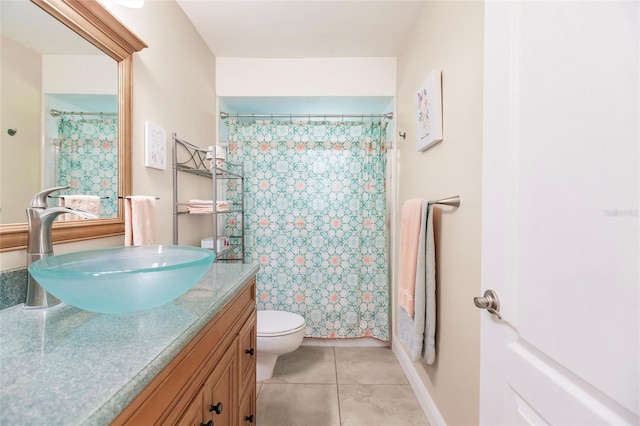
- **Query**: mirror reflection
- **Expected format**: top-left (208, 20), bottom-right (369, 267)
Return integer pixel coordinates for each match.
top-left (0, 0), bottom-right (118, 225)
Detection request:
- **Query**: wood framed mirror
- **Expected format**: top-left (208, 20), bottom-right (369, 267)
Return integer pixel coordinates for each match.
top-left (0, 0), bottom-right (146, 252)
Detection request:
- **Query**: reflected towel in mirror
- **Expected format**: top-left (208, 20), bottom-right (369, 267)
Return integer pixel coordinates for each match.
top-left (59, 195), bottom-right (100, 221)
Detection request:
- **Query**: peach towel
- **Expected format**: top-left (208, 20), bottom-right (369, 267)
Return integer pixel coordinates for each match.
top-left (124, 196), bottom-right (157, 246)
top-left (398, 199), bottom-right (424, 317)
top-left (59, 195), bottom-right (100, 221)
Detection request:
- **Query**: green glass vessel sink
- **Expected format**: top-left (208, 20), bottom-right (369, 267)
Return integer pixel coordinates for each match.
top-left (28, 245), bottom-right (215, 314)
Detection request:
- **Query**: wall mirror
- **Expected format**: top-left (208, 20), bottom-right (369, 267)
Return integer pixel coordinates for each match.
top-left (0, 0), bottom-right (146, 251)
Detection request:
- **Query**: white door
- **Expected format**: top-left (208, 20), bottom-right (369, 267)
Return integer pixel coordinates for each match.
top-left (480, 1), bottom-right (639, 424)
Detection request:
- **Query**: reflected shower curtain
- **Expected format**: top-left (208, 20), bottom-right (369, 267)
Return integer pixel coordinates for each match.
top-left (56, 118), bottom-right (118, 217)
top-left (226, 120), bottom-right (389, 341)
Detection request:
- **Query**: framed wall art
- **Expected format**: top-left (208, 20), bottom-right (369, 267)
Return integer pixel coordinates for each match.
top-left (144, 121), bottom-right (167, 170)
top-left (416, 70), bottom-right (443, 151)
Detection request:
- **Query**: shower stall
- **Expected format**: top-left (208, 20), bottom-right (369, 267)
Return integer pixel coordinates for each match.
top-left (221, 108), bottom-right (393, 342)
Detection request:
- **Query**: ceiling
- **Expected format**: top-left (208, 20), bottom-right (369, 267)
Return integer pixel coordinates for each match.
top-left (175, 0), bottom-right (423, 58)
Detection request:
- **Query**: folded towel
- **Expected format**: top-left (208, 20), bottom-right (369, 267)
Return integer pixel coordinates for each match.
top-left (186, 199), bottom-right (212, 214)
top-left (59, 195), bottom-right (100, 221)
top-left (187, 206), bottom-right (213, 213)
top-left (398, 199), bottom-right (424, 317)
top-left (186, 199), bottom-right (230, 213)
top-left (124, 196), bottom-right (157, 246)
top-left (187, 199), bottom-right (213, 206)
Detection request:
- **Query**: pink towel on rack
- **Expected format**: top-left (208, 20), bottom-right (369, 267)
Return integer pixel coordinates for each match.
top-left (124, 196), bottom-right (157, 246)
top-left (59, 195), bottom-right (100, 221)
top-left (398, 199), bottom-right (424, 317)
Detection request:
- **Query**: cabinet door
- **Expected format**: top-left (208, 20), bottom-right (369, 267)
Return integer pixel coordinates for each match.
top-left (176, 388), bottom-right (209, 426)
top-left (239, 382), bottom-right (257, 425)
top-left (238, 310), bottom-right (256, 390)
top-left (203, 341), bottom-right (237, 426)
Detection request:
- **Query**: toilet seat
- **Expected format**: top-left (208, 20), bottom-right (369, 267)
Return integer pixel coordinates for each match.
top-left (257, 310), bottom-right (305, 337)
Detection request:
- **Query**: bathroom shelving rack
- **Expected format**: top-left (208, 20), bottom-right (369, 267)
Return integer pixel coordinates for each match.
top-left (172, 133), bottom-right (244, 262)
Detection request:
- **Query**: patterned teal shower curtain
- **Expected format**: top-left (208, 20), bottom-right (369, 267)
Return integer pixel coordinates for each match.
top-left (226, 120), bottom-right (389, 341)
top-left (57, 118), bottom-right (118, 217)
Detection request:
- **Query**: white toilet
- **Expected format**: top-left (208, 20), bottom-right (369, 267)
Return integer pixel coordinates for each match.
top-left (256, 310), bottom-right (305, 381)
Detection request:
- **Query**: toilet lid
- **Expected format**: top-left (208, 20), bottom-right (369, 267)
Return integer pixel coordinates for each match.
top-left (257, 310), bottom-right (305, 336)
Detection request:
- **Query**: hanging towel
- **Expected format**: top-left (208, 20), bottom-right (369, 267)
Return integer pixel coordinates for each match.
top-left (59, 195), bottom-right (100, 221)
top-left (124, 196), bottom-right (157, 246)
top-left (398, 199), bottom-right (424, 317)
top-left (423, 203), bottom-right (436, 364)
top-left (398, 201), bottom-right (437, 364)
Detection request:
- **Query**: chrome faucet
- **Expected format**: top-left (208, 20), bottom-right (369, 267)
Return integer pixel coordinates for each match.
top-left (25, 186), bottom-right (98, 308)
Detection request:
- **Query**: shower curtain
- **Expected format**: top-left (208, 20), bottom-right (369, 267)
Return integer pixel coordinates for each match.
top-left (226, 120), bottom-right (389, 341)
top-left (56, 118), bottom-right (118, 217)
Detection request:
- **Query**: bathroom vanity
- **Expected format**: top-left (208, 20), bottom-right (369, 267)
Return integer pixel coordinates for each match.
top-left (0, 262), bottom-right (258, 425)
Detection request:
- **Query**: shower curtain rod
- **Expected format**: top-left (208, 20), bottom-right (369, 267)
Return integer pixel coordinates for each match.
top-left (50, 109), bottom-right (117, 117)
top-left (220, 111), bottom-right (393, 120)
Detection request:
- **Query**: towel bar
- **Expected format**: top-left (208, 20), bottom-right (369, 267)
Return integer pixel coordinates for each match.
top-left (428, 195), bottom-right (460, 208)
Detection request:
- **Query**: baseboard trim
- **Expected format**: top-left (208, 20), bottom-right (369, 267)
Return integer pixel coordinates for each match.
top-left (392, 339), bottom-right (447, 426)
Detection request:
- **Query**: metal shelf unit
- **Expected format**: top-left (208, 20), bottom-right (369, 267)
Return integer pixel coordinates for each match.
top-left (172, 133), bottom-right (244, 262)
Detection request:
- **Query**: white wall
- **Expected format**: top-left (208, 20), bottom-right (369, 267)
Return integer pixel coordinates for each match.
top-left (92, 0), bottom-right (218, 248)
top-left (216, 57), bottom-right (396, 97)
top-left (0, 36), bottom-right (42, 225)
top-left (42, 55), bottom-right (117, 94)
top-left (393, 2), bottom-right (484, 425)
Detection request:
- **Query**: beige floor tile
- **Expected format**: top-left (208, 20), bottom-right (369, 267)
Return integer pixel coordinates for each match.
top-left (256, 382), bottom-right (263, 400)
top-left (335, 347), bottom-right (408, 385)
top-left (257, 383), bottom-right (340, 426)
top-left (338, 384), bottom-right (429, 426)
top-left (265, 346), bottom-right (337, 384)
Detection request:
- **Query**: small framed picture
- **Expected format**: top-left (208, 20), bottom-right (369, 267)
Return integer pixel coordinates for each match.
top-left (144, 121), bottom-right (167, 170)
top-left (416, 70), bottom-right (443, 151)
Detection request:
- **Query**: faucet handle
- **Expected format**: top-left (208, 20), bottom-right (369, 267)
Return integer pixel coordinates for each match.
top-left (30, 186), bottom-right (70, 208)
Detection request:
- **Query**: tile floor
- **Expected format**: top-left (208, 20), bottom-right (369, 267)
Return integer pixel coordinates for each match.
top-left (257, 346), bottom-right (429, 426)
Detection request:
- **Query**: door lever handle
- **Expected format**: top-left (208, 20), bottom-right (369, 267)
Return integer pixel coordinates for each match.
top-left (474, 290), bottom-right (502, 320)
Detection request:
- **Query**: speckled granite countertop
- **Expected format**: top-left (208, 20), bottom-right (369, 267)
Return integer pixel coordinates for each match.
top-left (0, 262), bottom-right (259, 426)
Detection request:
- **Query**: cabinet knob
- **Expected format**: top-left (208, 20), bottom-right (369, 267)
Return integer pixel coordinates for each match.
top-left (245, 414), bottom-right (255, 423)
top-left (210, 402), bottom-right (223, 414)
top-left (200, 421), bottom-right (213, 426)
top-left (245, 348), bottom-right (255, 356)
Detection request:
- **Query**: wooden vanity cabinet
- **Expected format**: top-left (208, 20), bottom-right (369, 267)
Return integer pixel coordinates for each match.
top-left (112, 278), bottom-right (256, 426)
top-left (176, 391), bottom-right (205, 426)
